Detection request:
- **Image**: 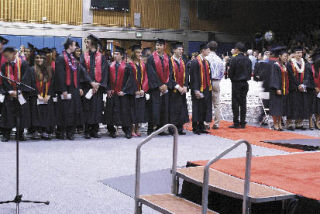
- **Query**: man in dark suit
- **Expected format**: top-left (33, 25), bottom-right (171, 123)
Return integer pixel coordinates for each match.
top-left (228, 42), bottom-right (252, 129)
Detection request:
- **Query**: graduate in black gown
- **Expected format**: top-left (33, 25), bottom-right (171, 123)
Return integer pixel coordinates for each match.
top-left (189, 44), bottom-right (212, 134)
top-left (129, 44), bottom-right (149, 137)
top-left (146, 39), bottom-right (171, 135)
top-left (0, 36), bottom-right (9, 67)
top-left (311, 49), bottom-right (320, 129)
top-left (286, 46), bottom-right (314, 130)
top-left (55, 37), bottom-right (83, 140)
top-left (0, 36), bottom-right (9, 135)
top-left (269, 47), bottom-right (289, 131)
top-left (168, 42), bottom-right (189, 135)
top-left (30, 49), bottom-right (55, 139)
top-left (1, 47), bottom-right (32, 141)
top-left (80, 34), bottom-right (108, 139)
top-left (105, 46), bottom-right (135, 139)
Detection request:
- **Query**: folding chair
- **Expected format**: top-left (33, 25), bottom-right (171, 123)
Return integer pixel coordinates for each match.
top-left (258, 92), bottom-right (272, 129)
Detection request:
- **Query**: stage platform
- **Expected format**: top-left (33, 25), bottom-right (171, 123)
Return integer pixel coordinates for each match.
top-left (180, 152), bottom-right (320, 213)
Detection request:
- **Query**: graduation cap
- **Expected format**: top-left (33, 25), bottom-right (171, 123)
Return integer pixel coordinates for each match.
top-left (271, 46), bottom-right (287, 56)
top-left (41, 47), bottom-right (52, 54)
top-left (34, 48), bottom-right (47, 56)
top-left (114, 46), bottom-right (125, 55)
top-left (28, 43), bottom-right (36, 52)
top-left (87, 34), bottom-right (101, 46)
top-left (142, 47), bottom-right (151, 57)
top-left (75, 42), bottom-right (80, 48)
top-left (156, 38), bottom-right (165, 45)
top-left (63, 35), bottom-right (75, 49)
top-left (172, 42), bottom-right (183, 50)
top-left (0, 36), bottom-right (9, 45)
top-left (2, 47), bottom-right (16, 53)
top-left (199, 43), bottom-right (209, 51)
top-left (131, 44), bottom-right (142, 52)
top-left (292, 46), bottom-right (303, 52)
top-left (312, 49), bottom-right (320, 63)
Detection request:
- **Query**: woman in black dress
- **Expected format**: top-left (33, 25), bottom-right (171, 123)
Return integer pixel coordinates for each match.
top-left (129, 45), bottom-right (149, 137)
top-left (311, 49), bottom-right (320, 129)
top-left (30, 49), bottom-right (55, 139)
top-left (269, 47), bottom-right (289, 131)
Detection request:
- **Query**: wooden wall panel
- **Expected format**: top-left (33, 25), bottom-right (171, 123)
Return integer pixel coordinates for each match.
top-left (0, 0), bottom-right (82, 25)
top-left (93, 0), bottom-right (180, 30)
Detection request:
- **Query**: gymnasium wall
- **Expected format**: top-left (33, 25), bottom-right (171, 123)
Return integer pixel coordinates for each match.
top-left (0, 34), bottom-right (82, 54)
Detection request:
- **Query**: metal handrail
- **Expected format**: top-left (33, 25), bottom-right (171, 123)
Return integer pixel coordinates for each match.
top-left (202, 140), bottom-right (252, 214)
top-left (134, 124), bottom-right (178, 214)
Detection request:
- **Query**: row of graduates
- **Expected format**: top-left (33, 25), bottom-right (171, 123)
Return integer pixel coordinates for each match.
top-left (0, 35), bottom-right (214, 141)
top-left (269, 46), bottom-right (320, 130)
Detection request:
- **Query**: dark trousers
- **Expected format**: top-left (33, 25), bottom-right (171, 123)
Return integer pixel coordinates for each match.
top-left (85, 124), bottom-right (99, 135)
top-left (231, 81), bottom-right (249, 125)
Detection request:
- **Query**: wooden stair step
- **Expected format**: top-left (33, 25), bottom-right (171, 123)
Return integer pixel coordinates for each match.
top-left (177, 167), bottom-right (294, 202)
top-left (140, 194), bottom-right (218, 214)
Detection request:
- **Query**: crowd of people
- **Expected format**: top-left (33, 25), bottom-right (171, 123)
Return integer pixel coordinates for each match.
top-left (252, 45), bottom-right (320, 131)
top-left (0, 35), bottom-right (220, 142)
top-left (0, 33), bottom-right (319, 142)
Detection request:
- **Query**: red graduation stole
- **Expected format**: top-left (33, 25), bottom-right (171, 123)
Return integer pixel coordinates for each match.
top-left (196, 55), bottom-right (212, 92)
top-left (290, 62), bottom-right (304, 84)
top-left (276, 61), bottom-right (289, 95)
top-left (84, 51), bottom-right (102, 83)
top-left (129, 61), bottom-right (149, 92)
top-left (63, 51), bottom-right (77, 88)
top-left (153, 51), bottom-right (170, 84)
top-left (0, 53), bottom-right (7, 85)
top-left (312, 64), bottom-right (320, 88)
top-left (5, 58), bottom-right (22, 90)
top-left (51, 61), bottom-right (55, 73)
top-left (109, 61), bottom-right (126, 93)
top-left (170, 56), bottom-right (185, 90)
top-left (36, 77), bottom-right (51, 97)
top-left (0, 53), bottom-right (7, 67)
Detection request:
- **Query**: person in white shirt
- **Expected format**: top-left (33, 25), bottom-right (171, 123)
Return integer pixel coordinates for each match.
top-left (206, 41), bottom-right (225, 129)
top-left (247, 49), bottom-right (257, 71)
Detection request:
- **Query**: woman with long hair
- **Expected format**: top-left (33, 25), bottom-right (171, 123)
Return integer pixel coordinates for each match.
top-left (311, 49), bottom-right (320, 129)
top-left (30, 49), bottom-right (55, 139)
top-left (129, 45), bottom-right (149, 137)
top-left (269, 47), bottom-right (289, 131)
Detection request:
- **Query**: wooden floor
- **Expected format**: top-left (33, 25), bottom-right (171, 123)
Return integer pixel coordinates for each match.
top-left (177, 167), bottom-right (294, 202)
top-left (140, 194), bottom-right (218, 214)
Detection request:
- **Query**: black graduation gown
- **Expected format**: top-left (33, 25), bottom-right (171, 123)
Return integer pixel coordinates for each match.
top-left (189, 58), bottom-right (212, 123)
top-left (130, 63), bottom-right (148, 123)
top-left (312, 65), bottom-right (320, 114)
top-left (269, 63), bottom-right (289, 117)
top-left (146, 55), bottom-right (171, 126)
top-left (168, 58), bottom-right (189, 125)
top-left (55, 53), bottom-right (83, 127)
top-left (0, 60), bottom-right (31, 129)
top-left (253, 60), bottom-right (274, 92)
top-left (104, 62), bottom-right (135, 127)
top-left (80, 52), bottom-right (108, 125)
top-left (30, 67), bottom-right (55, 130)
top-left (287, 61), bottom-right (313, 119)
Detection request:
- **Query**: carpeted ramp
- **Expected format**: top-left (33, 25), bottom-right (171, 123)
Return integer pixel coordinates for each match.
top-left (101, 169), bottom-right (172, 198)
top-left (185, 121), bottom-right (318, 152)
top-left (262, 139), bottom-right (320, 151)
top-left (190, 152), bottom-right (320, 201)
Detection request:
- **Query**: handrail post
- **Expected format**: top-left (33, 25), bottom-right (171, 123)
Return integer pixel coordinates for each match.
top-left (134, 124), bottom-right (178, 214)
top-left (202, 140), bottom-right (252, 214)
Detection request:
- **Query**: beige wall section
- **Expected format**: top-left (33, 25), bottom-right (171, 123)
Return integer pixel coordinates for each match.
top-left (92, 0), bottom-right (181, 30)
top-left (0, 0), bottom-right (82, 25)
